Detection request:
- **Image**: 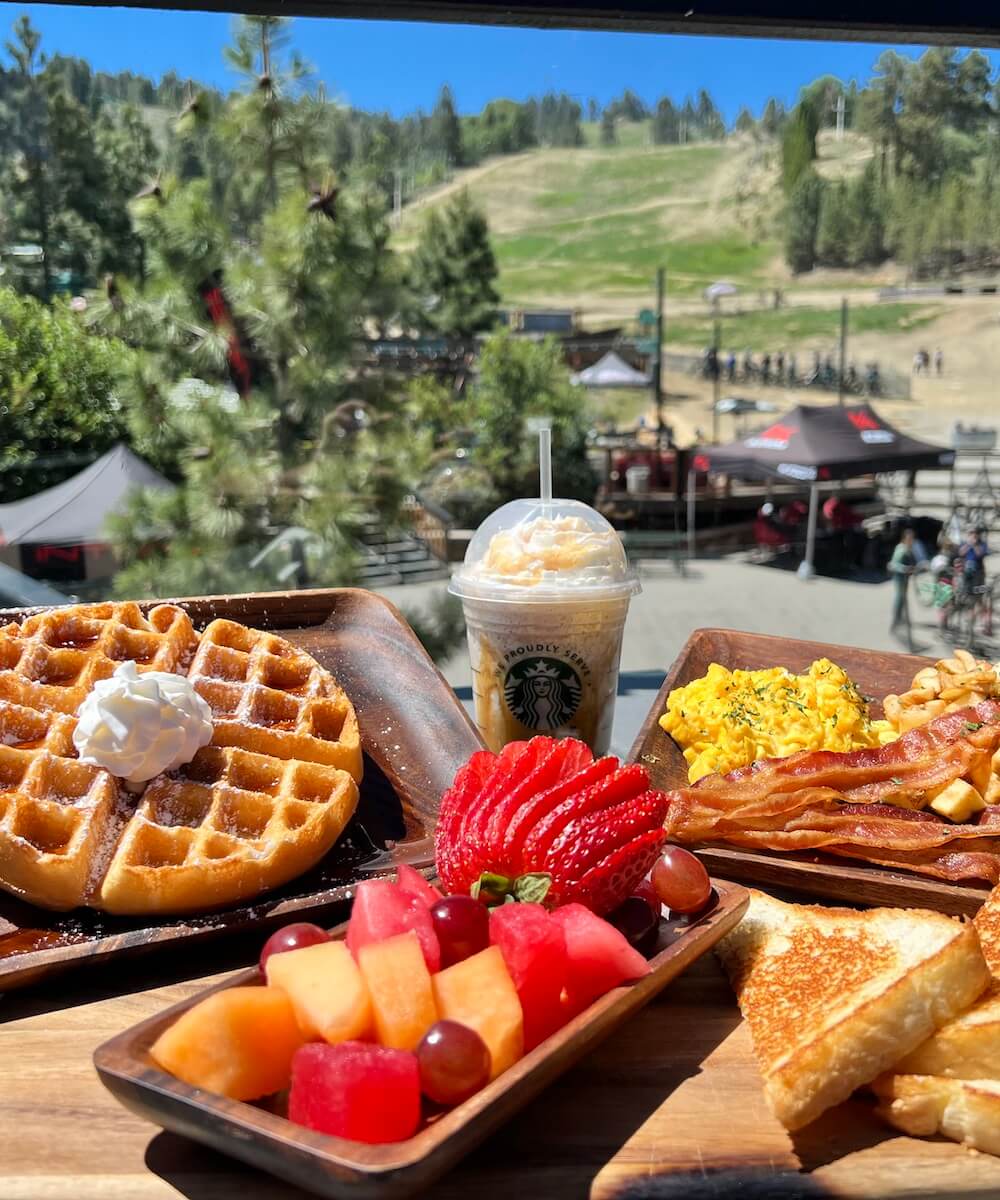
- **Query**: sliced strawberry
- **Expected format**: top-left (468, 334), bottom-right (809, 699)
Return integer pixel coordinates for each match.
top-left (501, 758), bottom-right (617, 870)
top-left (435, 737), bottom-right (668, 914)
top-left (542, 791), bottom-right (670, 883)
top-left (552, 828), bottom-right (667, 912)
top-left (451, 744), bottom-right (547, 897)
top-left (521, 764), bottom-right (649, 866)
top-left (481, 739), bottom-right (592, 875)
top-left (465, 737), bottom-right (563, 874)
top-left (435, 750), bottom-right (500, 890)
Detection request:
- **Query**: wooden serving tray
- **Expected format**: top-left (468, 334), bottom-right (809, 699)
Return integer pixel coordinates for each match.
top-left (93, 879), bottom-right (748, 1200)
top-left (631, 627), bottom-right (992, 916)
top-left (0, 588), bottom-right (481, 990)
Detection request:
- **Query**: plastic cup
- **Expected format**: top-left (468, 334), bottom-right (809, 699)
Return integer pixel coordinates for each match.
top-left (449, 498), bottom-right (640, 755)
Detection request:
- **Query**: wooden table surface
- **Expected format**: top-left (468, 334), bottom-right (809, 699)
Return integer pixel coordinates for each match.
top-left (5, 918), bottom-right (1000, 1200)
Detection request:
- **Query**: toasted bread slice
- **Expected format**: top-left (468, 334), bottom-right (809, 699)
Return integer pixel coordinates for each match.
top-left (716, 889), bottom-right (990, 1130)
top-left (873, 1074), bottom-right (1000, 1156)
top-left (893, 883), bottom-right (1000, 1080)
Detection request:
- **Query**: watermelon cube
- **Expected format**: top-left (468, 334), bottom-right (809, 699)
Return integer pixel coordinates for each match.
top-left (396, 863), bottom-right (443, 908)
top-left (551, 903), bottom-right (650, 1010)
top-left (289, 1042), bottom-right (420, 1144)
top-left (489, 902), bottom-right (568, 1050)
top-left (346, 879), bottom-right (441, 973)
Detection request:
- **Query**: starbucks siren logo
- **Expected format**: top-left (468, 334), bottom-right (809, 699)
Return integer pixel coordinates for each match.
top-left (503, 656), bottom-right (582, 731)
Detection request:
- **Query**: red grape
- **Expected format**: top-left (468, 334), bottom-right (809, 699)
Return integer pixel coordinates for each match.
top-left (606, 896), bottom-right (659, 950)
top-left (416, 1020), bottom-right (491, 1106)
top-left (652, 846), bottom-right (712, 914)
top-left (260, 922), bottom-right (330, 972)
top-left (430, 896), bottom-right (490, 967)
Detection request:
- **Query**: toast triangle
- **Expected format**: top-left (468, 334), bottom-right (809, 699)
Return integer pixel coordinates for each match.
top-left (872, 1075), bottom-right (1000, 1156)
top-left (893, 883), bottom-right (1000, 1080)
top-left (716, 889), bottom-right (990, 1130)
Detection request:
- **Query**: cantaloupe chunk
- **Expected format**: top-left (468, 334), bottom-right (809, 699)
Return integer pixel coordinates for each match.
top-left (357, 931), bottom-right (437, 1051)
top-left (266, 940), bottom-right (373, 1044)
top-left (150, 986), bottom-right (304, 1101)
top-left (432, 945), bottom-right (523, 1079)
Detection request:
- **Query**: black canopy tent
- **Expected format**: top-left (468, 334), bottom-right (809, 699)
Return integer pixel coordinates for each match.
top-left (0, 444), bottom-right (173, 581)
top-left (0, 444), bottom-right (172, 547)
top-left (690, 403), bottom-right (955, 576)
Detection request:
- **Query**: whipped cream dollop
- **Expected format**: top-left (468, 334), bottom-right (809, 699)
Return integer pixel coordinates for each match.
top-left (73, 661), bottom-right (213, 784)
top-left (476, 516), bottom-right (627, 586)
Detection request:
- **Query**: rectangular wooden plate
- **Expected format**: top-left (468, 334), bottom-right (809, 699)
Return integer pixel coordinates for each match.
top-left (93, 878), bottom-right (747, 1200)
top-left (630, 627), bottom-right (992, 916)
top-left (0, 588), bottom-right (482, 990)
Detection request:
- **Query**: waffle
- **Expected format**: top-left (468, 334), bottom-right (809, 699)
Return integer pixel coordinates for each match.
top-left (0, 602), bottom-right (362, 914)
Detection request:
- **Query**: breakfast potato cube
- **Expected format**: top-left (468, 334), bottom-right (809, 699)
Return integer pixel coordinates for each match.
top-left (928, 778), bottom-right (986, 824)
top-left (966, 753), bottom-right (994, 799)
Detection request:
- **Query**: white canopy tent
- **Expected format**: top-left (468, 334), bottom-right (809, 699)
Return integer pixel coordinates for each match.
top-left (571, 351), bottom-right (650, 389)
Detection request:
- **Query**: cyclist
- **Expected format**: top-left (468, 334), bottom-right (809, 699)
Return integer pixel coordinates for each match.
top-left (958, 527), bottom-right (989, 588)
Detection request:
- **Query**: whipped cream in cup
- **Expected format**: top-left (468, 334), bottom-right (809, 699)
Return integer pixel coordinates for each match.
top-left (449, 498), bottom-right (639, 755)
top-left (73, 660), bottom-right (213, 785)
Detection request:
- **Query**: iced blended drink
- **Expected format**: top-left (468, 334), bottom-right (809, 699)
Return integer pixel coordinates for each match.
top-left (449, 498), bottom-right (640, 755)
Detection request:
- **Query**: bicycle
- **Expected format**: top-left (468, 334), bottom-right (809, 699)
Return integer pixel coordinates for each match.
top-left (952, 576), bottom-right (995, 650)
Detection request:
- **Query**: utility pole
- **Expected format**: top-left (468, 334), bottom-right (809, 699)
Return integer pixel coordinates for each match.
top-left (837, 296), bottom-right (848, 405)
top-left (653, 266), bottom-right (665, 444)
top-left (711, 318), bottom-right (721, 443)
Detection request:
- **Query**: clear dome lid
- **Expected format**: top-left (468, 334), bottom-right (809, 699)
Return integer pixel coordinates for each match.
top-left (449, 498), bottom-right (640, 604)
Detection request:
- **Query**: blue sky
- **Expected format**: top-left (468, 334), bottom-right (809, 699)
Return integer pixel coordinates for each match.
top-left (2, 5), bottom-right (998, 121)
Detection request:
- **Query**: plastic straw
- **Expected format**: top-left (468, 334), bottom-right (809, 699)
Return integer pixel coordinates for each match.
top-left (539, 427), bottom-right (552, 503)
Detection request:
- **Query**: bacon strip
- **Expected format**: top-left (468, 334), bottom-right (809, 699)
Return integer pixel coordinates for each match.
top-left (663, 700), bottom-right (1000, 883)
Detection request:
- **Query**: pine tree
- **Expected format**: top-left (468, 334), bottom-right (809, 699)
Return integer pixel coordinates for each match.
top-left (97, 16), bottom-right (427, 598)
top-left (849, 162), bottom-right (887, 266)
top-left (859, 50), bottom-right (909, 181)
top-left (599, 108), bottom-right (616, 146)
top-left (761, 98), bottom-right (786, 136)
top-left (409, 189), bottom-right (499, 336)
top-left (816, 180), bottom-right (853, 266)
top-left (651, 97), bottom-right (679, 144)
top-left (785, 169), bottom-right (824, 273)
top-left (428, 84), bottom-right (463, 167)
top-left (2, 18), bottom-right (54, 297)
top-left (0, 17), bottom-right (153, 296)
top-left (734, 107), bottom-right (756, 134)
top-left (781, 99), bottom-right (819, 193)
top-left (695, 90), bottom-right (726, 140)
top-left (467, 330), bottom-right (595, 515)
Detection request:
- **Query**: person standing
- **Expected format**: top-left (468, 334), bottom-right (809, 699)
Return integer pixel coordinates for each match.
top-left (889, 527), bottom-right (918, 645)
top-left (934, 348), bottom-right (944, 376)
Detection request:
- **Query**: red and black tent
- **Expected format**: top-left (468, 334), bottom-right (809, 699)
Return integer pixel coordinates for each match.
top-left (689, 403), bottom-right (954, 577)
top-left (692, 402), bottom-right (954, 482)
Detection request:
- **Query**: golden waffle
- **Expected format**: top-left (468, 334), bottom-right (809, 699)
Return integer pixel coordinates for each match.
top-left (0, 602), bottom-right (362, 914)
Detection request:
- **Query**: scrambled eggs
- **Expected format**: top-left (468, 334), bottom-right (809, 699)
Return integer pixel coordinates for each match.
top-left (660, 658), bottom-right (896, 782)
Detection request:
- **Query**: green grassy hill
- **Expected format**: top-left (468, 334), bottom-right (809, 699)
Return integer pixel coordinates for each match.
top-left (398, 128), bottom-right (891, 329)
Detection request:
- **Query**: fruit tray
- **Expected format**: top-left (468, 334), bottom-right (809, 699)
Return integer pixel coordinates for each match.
top-left (0, 588), bottom-right (481, 990)
top-left (632, 627), bottom-right (991, 916)
top-left (94, 878), bottom-right (748, 1200)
